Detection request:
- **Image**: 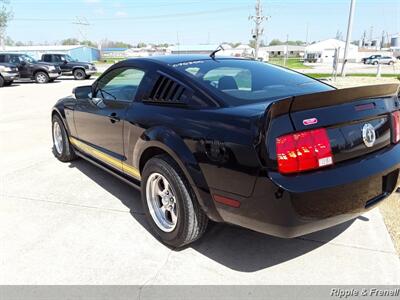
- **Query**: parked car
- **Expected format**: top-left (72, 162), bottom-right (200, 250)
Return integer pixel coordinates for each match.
top-left (361, 54), bottom-right (381, 64)
top-left (51, 55), bottom-right (400, 247)
top-left (0, 53), bottom-right (61, 83)
top-left (0, 62), bottom-right (19, 87)
top-left (40, 53), bottom-right (97, 80)
top-left (366, 56), bottom-right (396, 65)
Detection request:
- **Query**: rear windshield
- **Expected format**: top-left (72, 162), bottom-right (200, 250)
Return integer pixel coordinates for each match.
top-left (172, 59), bottom-right (333, 105)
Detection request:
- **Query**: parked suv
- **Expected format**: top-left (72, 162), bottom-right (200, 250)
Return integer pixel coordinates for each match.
top-left (362, 55), bottom-right (381, 64)
top-left (0, 53), bottom-right (61, 83)
top-left (40, 54), bottom-right (96, 80)
top-left (0, 62), bottom-right (19, 87)
top-left (366, 56), bottom-right (396, 65)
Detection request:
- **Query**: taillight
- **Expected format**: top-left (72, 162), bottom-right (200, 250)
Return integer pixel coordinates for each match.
top-left (276, 128), bottom-right (333, 174)
top-left (392, 111), bottom-right (400, 144)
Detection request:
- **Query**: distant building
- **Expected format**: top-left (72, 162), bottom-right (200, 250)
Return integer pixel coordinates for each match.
top-left (0, 45), bottom-right (100, 62)
top-left (167, 44), bottom-right (260, 59)
top-left (261, 45), bottom-right (305, 57)
top-left (167, 44), bottom-right (220, 55)
top-left (101, 48), bottom-right (129, 58)
top-left (305, 39), bottom-right (358, 63)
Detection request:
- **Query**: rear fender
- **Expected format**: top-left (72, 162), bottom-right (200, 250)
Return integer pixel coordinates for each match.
top-left (133, 126), bottom-right (222, 221)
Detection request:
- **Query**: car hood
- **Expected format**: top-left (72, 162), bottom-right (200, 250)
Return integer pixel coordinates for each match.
top-left (0, 62), bottom-right (17, 68)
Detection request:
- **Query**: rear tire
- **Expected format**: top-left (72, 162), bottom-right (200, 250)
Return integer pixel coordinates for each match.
top-left (141, 155), bottom-right (208, 248)
top-left (0, 76), bottom-right (4, 87)
top-left (4, 80), bottom-right (13, 86)
top-left (35, 71), bottom-right (49, 84)
top-left (373, 61), bottom-right (378, 65)
top-left (52, 114), bottom-right (77, 162)
top-left (389, 61), bottom-right (394, 65)
top-left (73, 69), bottom-right (86, 80)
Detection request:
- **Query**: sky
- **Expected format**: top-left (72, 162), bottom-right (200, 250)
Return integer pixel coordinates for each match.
top-left (5, 0), bottom-right (400, 45)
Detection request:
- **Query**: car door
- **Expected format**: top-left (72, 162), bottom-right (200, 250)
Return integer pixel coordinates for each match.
top-left (9, 55), bottom-right (29, 78)
top-left (56, 55), bottom-right (70, 72)
top-left (73, 66), bottom-right (146, 169)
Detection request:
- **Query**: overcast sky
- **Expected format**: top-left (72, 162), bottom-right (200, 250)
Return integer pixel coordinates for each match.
top-left (6, 0), bottom-right (400, 45)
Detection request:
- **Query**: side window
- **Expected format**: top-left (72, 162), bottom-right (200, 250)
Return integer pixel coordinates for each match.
top-left (43, 55), bottom-right (51, 62)
top-left (0, 55), bottom-right (4, 63)
top-left (9, 55), bottom-right (21, 64)
top-left (94, 67), bottom-right (145, 102)
top-left (54, 55), bottom-right (63, 62)
top-left (203, 67), bottom-right (252, 91)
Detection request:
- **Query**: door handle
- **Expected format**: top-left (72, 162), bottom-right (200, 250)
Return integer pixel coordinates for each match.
top-left (108, 112), bottom-right (120, 123)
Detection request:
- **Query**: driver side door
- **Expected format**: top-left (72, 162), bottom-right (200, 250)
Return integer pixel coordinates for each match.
top-left (73, 67), bottom-right (146, 170)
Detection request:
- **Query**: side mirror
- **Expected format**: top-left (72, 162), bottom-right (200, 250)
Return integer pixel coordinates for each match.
top-left (63, 61), bottom-right (68, 64)
top-left (73, 85), bottom-right (92, 99)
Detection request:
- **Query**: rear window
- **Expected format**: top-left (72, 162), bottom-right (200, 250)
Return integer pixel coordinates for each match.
top-left (172, 59), bottom-right (333, 105)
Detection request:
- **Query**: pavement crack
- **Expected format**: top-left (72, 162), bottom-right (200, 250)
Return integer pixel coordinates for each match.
top-left (2, 194), bottom-right (145, 215)
top-left (296, 236), bottom-right (397, 254)
top-left (138, 249), bottom-right (173, 299)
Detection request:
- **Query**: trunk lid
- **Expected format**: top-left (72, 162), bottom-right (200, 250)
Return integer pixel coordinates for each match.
top-left (288, 84), bottom-right (399, 164)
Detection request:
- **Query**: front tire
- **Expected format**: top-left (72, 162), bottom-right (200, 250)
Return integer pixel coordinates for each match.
top-left (52, 114), bottom-right (77, 162)
top-left (4, 80), bottom-right (13, 86)
top-left (141, 155), bottom-right (208, 248)
top-left (35, 71), bottom-right (49, 84)
top-left (73, 69), bottom-right (86, 80)
top-left (0, 76), bottom-right (4, 87)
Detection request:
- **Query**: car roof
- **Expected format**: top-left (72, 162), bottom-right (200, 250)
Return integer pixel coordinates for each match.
top-left (124, 54), bottom-right (250, 66)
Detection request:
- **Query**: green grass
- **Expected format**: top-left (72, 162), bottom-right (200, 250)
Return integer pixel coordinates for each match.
top-left (268, 58), bottom-right (311, 69)
top-left (306, 73), bottom-right (400, 79)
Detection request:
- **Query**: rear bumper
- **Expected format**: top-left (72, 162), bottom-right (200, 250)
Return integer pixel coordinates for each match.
top-left (49, 71), bottom-right (61, 79)
top-left (213, 144), bottom-right (400, 238)
top-left (2, 72), bottom-right (19, 81)
top-left (85, 69), bottom-right (96, 75)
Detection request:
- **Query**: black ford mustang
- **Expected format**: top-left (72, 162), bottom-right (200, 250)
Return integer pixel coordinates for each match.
top-left (51, 55), bottom-right (400, 247)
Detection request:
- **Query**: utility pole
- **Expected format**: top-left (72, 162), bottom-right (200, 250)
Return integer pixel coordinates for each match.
top-left (249, 0), bottom-right (268, 60)
top-left (340, 0), bottom-right (356, 77)
top-left (72, 16), bottom-right (90, 43)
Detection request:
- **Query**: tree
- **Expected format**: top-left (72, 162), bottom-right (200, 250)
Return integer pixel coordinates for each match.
top-left (61, 38), bottom-right (80, 45)
top-left (81, 40), bottom-right (97, 47)
top-left (269, 39), bottom-right (283, 46)
top-left (137, 42), bottom-right (147, 48)
top-left (0, 0), bottom-right (12, 47)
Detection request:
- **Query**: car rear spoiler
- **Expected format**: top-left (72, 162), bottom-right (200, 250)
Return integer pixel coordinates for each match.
top-left (291, 83), bottom-right (400, 112)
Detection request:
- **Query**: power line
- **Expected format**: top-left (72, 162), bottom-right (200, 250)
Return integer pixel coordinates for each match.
top-left (12, 6), bottom-right (248, 22)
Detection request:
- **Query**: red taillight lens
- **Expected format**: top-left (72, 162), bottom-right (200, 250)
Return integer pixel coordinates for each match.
top-left (391, 111), bottom-right (400, 144)
top-left (276, 128), bottom-right (333, 174)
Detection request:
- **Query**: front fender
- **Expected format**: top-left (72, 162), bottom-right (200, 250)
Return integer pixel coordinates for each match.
top-left (132, 126), bottom-right (222, 221)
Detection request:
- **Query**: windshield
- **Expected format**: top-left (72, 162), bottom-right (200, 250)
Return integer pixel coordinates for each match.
top-left (20, 54), bottom-right (37, 63)
top-left (64, 55), bottom-right (75, 62)
top-left (172, 59), bottom-right (333, 105)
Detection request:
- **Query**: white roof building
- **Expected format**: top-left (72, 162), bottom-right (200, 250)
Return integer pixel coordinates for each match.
top-left (305, 39), bottom-right (359, 63)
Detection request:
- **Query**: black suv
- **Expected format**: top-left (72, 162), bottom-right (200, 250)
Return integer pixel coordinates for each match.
top-left (0, 62), bottom-right (19, 87)
top-left (41, 54), bottom-right (96, 80)
top-left (0, 53), bottom-right (61, 83)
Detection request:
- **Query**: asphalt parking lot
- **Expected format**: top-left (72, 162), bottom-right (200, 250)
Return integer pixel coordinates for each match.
top-left (1, 78), bottom-right (400, 285)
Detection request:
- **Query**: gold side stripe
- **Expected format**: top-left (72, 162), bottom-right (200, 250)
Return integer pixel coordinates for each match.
top-left (70, 137), bottom-right (141, 180)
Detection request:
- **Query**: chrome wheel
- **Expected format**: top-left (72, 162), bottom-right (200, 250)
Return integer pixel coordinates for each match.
top-left (146, 173), bottom-right (178, 232)
top-left (36, 73), bottom-right (47, 83)
top-left (53, 121), bottom-right (63, 155)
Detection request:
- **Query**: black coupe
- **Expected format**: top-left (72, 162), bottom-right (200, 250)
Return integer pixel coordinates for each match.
top-left (51, 55), bottom-right (400, 247)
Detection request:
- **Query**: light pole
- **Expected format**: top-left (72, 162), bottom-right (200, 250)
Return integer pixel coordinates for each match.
top-left (340, 0), bottom-right (356, 77)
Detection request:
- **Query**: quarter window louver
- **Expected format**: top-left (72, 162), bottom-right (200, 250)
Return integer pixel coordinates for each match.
top-left (148, 75), bottom-right (186, 103)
